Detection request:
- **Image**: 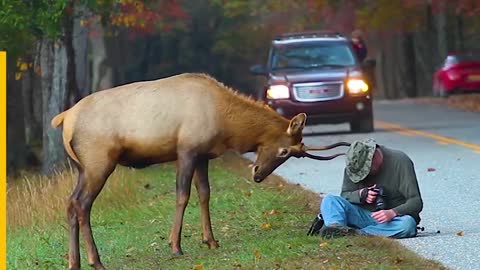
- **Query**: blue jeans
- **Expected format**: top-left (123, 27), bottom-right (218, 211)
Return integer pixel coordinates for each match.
top-left (320, 194), bottom-right (417, 239)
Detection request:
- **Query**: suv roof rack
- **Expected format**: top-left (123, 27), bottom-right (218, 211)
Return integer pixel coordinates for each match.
top-left (274, 30), bottom-right (344, 40)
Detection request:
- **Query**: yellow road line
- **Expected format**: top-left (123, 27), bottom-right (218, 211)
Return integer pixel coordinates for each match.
top-left (375, 120), bottom-right (480, 152)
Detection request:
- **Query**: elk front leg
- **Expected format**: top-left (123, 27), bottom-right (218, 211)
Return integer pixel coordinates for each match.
top-left (193, 158), bottom-right (219, 249)
top-left (169, 151), bottom-right (196, 256)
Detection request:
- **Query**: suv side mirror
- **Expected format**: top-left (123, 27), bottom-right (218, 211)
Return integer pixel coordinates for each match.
top-left (250, 64), bottom-right (267, 76)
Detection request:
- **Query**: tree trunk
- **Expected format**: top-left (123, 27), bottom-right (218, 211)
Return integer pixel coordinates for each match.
top-left (375, 49), bottom-right (386, 99)
top-left (399, 33), bottom-right (417, 97)
top-left (73, 3), bottom-right (91, 98)
top-left (90, 16), bottom-right (112, 91)
top-left (41, 39), bottom-right (67, 175)
top-left (454, 15), bottom-right (464, 52)
top-left (7, 71), bottom-right (27, 175)
top-left (20, 52), bottom-right (42, 168)
top-left (21, 56), bottom-right (42, 145)
top-left (379, 36), bottom-right (398, 99)
top-left (436, 12), bottom-right (449, 61)
top-left (63, 1), bottom-right (80, 108)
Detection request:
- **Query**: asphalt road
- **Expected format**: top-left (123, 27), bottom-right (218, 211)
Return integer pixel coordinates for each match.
top-left (246, 99), bottom-right (480, 270)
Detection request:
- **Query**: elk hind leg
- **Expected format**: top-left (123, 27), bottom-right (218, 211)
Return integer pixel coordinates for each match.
top-left (67, 170), bottom-right (85, 270)
top-left (77, 162), bottom-right (116, 270)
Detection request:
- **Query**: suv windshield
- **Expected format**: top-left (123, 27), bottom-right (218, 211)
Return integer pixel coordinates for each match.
top-left (271, 42), bottom-right (356, 70)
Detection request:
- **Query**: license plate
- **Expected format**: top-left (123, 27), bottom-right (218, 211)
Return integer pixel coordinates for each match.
top-left (309, 88), bottom-right (330, 94)
top-left (468, 75), bottom-right (480, 81)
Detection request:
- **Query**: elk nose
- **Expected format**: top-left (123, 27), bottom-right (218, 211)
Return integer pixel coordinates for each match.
top-left (251, 165), bottom-right (259, 175)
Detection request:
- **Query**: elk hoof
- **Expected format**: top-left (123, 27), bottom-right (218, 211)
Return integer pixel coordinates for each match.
top-left (202, 240), bottom-right (220, 249)
top-left (88, 260), bottom-right (105, 270)
top-left (94, 264), bottom-right (106, 270)
top-left (68, 262), bottom-right (80, 270)
top-left (173, 250), bottom-right (184, 256)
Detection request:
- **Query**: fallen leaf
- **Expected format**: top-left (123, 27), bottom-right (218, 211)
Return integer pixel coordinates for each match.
top-left (193, 264), bottom-right (204, 270)
top-left (254, 249), bottom-right (261, 260)
top-left (457, 231), bottom-right (464, 236)
top-left (319, 242), bottom-right (329, 247)
top-left (245, 191), bottom-right (252, 197)
top-left (264, 209), bottom-right (280, 215)
top-left (261, 223), bottom-right (271, 229)
top-left (322, 259), bottom-right (329, 264)
top-left (427, 168), bottom-right (436, 172)
top-left (144, 183), bottom-right (153, 189)
top-left (125, 247), bottom-right (135, 257)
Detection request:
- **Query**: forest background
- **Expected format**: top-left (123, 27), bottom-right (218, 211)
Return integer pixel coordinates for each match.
top-left (2, 0), bottom-right (480, 175)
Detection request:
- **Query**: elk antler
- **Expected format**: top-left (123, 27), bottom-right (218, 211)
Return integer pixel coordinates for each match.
top-left (302, 142), bottom-right (351, 151)
top-left (291, 142), bottom-right (351, 160)
top-left (301, 152), bottom-right (346, 160)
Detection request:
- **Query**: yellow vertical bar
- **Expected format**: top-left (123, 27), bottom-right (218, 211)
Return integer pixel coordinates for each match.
top-left (0, 51), bottom-right (6, 270)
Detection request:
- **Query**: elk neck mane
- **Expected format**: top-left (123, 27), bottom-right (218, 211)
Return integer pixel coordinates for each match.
top-left (189, 73), bottom-right (289, 128)
top-left (185, 73), bottom-right (291, 149)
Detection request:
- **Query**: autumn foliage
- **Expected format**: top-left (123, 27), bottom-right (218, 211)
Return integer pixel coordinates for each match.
top-left (110, 0), bottom-right (188, 34)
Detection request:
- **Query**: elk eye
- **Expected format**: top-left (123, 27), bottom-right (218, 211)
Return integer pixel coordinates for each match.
top-left (278, 148), bottom-right (290, 157)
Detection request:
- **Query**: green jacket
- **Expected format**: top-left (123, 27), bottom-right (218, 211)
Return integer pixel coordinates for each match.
top-left (341, 145), bottom-right (423, 224)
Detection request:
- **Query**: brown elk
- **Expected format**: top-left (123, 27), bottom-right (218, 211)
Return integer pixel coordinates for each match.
top-left (51, 73), bottom-right (349, 270)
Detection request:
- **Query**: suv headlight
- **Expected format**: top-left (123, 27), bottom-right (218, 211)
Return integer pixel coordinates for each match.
top-left (347, 79), bottom-right (369, 94)
top-left (267, 85), bottom-right (290, 99)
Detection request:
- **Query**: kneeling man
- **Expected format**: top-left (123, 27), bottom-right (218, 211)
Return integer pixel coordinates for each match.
top-left (309, 138), bottom-right (423, 239)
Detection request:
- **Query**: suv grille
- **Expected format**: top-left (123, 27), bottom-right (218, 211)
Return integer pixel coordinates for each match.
top-left (293, 81), bottom-right (344, 102)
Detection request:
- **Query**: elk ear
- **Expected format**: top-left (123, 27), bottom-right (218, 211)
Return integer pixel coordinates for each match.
top-left (287, 113), bottom-right (307, 136)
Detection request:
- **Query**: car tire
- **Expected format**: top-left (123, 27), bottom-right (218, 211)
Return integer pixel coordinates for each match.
top-left (350, 112), bottom-right (374, 133)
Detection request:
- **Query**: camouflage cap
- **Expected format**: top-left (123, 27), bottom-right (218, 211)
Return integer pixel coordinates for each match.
top-left (345, 138), bottom-right (377, 183)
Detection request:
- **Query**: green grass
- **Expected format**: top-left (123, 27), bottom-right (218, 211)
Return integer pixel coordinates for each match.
top-left (7, 155), bottom-right (448, 270)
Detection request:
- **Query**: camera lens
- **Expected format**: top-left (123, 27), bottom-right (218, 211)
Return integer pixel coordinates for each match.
top-left (375, 187), bottom-right (386, 210)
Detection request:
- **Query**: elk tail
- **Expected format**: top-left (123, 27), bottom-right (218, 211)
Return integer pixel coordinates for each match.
top-left (51, 111), bottom-right (66, 128)
top-left (51, 110), bottom-right (82, 166)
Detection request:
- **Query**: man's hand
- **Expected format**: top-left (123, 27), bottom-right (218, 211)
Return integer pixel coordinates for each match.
top-left (371, 209), bottom-right (397, 223)
top-left (360, 184), bottom-right (378, 204)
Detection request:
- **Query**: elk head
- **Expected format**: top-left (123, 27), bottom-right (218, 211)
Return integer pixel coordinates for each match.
top-left (251, 113), bottom-right (351, 182)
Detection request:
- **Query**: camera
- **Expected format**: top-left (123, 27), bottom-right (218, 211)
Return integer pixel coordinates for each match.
top-left (369, 186), bottom-right (386, 210)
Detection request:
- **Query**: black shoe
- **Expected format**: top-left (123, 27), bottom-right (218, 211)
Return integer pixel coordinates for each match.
top-left (319, 223), bottom-right (358, 238)
top-left (307, 214), bottom-right (324, 236)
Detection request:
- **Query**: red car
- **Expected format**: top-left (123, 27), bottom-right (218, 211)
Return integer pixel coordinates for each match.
top-left (433, 52), bottom-right (480, 97)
